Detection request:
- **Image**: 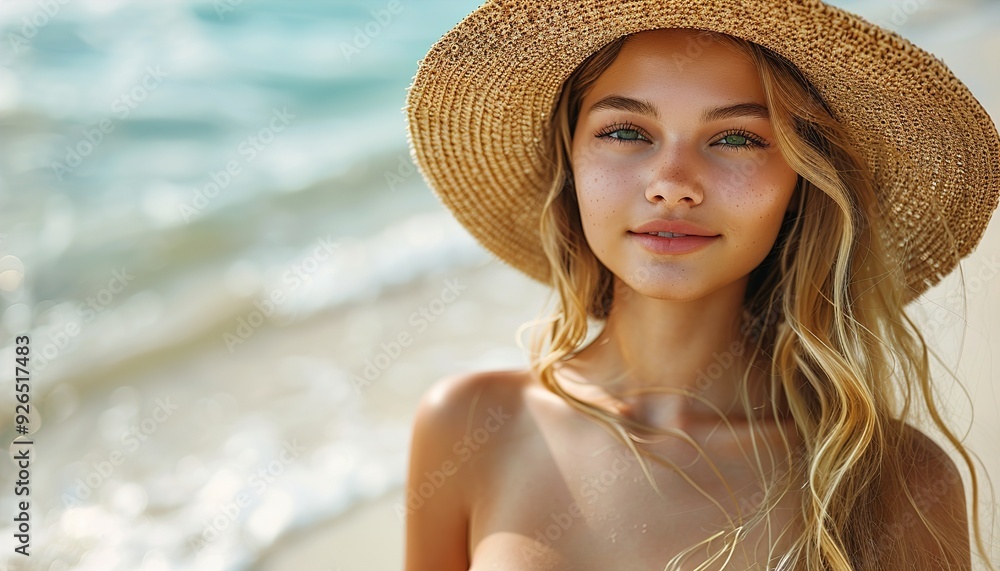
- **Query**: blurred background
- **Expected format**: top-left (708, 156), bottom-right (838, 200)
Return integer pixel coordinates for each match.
top-left (0, 0), bottom-right (996, 569)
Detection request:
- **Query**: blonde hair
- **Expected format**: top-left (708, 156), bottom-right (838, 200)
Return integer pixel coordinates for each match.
top-left (524, 30), bottom-right (995, 570)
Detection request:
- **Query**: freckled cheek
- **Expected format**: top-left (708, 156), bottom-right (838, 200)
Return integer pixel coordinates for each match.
top-left (749, 197), bottom-right (792, 253)
top-left (715, 186), bottom-right (791, 255)
top-left (740, 192), bottom-right (789, 224)
top-left (574, 167), bottom-right (638, 220)
top-left (714, 161), bottom-right (793, 202)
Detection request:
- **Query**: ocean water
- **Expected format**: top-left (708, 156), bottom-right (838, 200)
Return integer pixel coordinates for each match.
top-left (0, 0), bottom-right (487, 380)
top-left (0, 0), bottom-right (997, 569)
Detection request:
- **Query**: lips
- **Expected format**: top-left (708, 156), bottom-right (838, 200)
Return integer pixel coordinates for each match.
top-left (630, 220), bottom-right (719, 237)
top-left (645, 231), bottom-right (691, 238)
top-left (628, 220), bottom-right (720, 254)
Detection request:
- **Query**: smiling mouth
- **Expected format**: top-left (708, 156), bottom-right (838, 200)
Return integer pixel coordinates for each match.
top-left (628, 231), bottom-right (719, 254)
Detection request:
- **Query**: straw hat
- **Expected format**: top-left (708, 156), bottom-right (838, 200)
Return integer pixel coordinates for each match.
top-left (405, 0), bottom-right (1000, 303)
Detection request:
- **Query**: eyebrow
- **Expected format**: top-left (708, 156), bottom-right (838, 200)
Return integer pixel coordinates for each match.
top-left (587, 95), bottom-right (661, 120)
top-left (702, 102), bottom-right (770, 122)
top-left (585, 95), bottom-right (770, 122)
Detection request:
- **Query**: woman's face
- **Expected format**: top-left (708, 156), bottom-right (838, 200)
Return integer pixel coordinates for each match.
top-left (571, 29), bottom-right (799, 302)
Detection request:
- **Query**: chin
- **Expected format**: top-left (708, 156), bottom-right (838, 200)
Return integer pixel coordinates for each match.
top-left (611, 264), bottom-right (752, 305)
top-left (619, 279), bottom-right (715, 303)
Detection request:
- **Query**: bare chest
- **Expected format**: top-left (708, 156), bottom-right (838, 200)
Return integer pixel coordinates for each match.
top-left (466, 393), bottom-right (804, 570)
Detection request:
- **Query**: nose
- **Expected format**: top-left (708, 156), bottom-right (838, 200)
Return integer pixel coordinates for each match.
top-left (644, 145), bottom-right (704, 206)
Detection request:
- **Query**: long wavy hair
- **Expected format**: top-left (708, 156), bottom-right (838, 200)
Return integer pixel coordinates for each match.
top-left (523, 30), bottom-right (995, 570)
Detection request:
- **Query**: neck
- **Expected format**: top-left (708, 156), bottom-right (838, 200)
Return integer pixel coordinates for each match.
top-left (557, 275), bottom-right (776, 428)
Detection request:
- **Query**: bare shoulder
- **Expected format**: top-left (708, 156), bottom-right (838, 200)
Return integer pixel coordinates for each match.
top-left (898, 423), bottom-right (962, 478)
top-left (414, 368), bottom-right (532, 432)
top-left (411, 367), bottom-right (538, 509)
top-left (404, 368), bottom-right (533, 571)
top-left (896, 423), bottom-right (966, 510)
top-left (881, 422), bottom-right (970, 569)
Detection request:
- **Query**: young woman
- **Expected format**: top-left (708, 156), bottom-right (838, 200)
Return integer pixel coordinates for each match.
top-left (403, 2), bottom-right (999, 569)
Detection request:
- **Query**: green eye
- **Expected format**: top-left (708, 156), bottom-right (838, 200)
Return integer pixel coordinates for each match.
top-left (597, 123), bottom-right (648, 145)
top-left (612, 129), bottom-right (642, 140)
top-left (714, 130), bottom-right (768, 152)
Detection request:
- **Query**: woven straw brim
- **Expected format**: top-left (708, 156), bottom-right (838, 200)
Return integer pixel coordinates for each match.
top-left (405, 0), bottom-right (1000, 304)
